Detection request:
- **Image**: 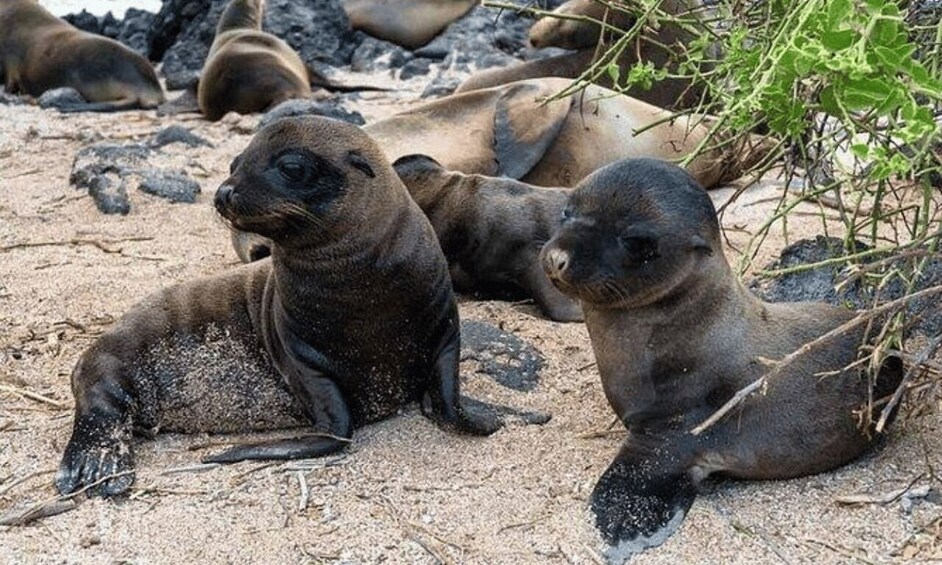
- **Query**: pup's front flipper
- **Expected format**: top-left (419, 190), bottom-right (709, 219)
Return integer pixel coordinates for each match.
top-left (425, 330), bottom-right (550, 434)
top-left (56, 412), bottom-right (135, 497)
top-left (590, 436), bottom-right (697, 559)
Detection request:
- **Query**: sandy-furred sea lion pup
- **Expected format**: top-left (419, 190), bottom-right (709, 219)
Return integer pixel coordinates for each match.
top-left (540, 158), bottom-right (903, 557)
top-left (56, 117), bottom-right (524, 497)
top-left (198, 0), bottom-right (384, 121)
top-left (342, 0), bottom-right (478, 49)
top-left (393, 154), bottom-right (582, 322)
top-left (0, 0), bottom-right (164, 111)
top-left (457, 0), bottom-right (710, 109)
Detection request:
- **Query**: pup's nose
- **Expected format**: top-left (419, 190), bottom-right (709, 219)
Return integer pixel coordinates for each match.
top-left (214, 184), bottom-right (234, 210)
top-left (543, 247), bottom-right (571, 279)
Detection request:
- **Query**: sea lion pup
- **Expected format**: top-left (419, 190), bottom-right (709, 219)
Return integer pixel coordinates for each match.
top-left (56, 117), bottom-right (516, 497)
top-left (0, 0), bottom-right (164, 111)
top-left (198, 0), bottom-right (385, 121)
top-left (198, 0), bottom-right (310, 121)
top-left (343, 0), bottom-right (478, 49)
top-left (393, 154), bottom-right (582, 322)
top-left (366, 78), bottom-right (754, 190)
top-left (457, 0), bottom-right (708, 109)
top-left (540, 158), bottom-right (904, 555)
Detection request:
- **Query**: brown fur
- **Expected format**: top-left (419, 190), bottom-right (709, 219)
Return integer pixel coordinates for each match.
top-left (56, 117), bottom-right (509, 498)
top-left (198, 0), bottom-right (312, 121)
top-left (366, 78), bottom-right (759, 190)
top-left (0, 0), bottom-right (164, 110)
top-left (540, 158), bottom-right (903, 553)
top-left (393, 154), bottom-right (582, 322)
top-left (343, 0), bottom-right (477, 49)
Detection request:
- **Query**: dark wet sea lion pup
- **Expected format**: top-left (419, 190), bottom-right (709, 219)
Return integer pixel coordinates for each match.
top-left (540, 158), bottom-right (903, 556)
top-left (0, 0), bottom-right (164, 111)
top-left (393, 154), bottom-right (582, 322)
top-left (56, 117), bottom-right (527, 497)
top-left (199, 0), bottom-right (386, 121)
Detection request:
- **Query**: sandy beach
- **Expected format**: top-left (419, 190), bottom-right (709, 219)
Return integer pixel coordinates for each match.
top-left (1, 6), bottom-right (940, 562)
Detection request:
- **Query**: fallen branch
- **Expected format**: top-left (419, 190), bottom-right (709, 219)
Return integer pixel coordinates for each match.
top-left (691, 283), bottom-right (942, 436)
top-left (0, 385), bottom-right (69, 409)
top-left (875, 332), bottom-right (942, 433)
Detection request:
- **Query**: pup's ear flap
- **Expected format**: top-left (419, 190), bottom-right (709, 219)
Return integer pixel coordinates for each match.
top-left (689, 234), bottom-right (713, 255)
top-left (346, 150), bottom-right (375, 178)
top-left (392, 154), bottom-right (444, 175)
top-left (493, 82), bottom-right (572, 179)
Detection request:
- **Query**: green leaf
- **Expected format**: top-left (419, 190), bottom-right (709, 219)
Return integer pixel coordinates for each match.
top-left (822, 29), bottom-right (856, 51)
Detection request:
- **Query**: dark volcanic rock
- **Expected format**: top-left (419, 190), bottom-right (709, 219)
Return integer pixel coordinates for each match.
top-left (70, 144), bottom-right (152, 189)
top-left (37, 88), bottom-right (87, 110)
top-left (148, 0), bottom-right (358, 84)
top-left (150, 125), bottom-right (213, 149)
top-left (138, 171), bottom-right (202, 203)
top-left (399, 58), bottom-right (434, 80)
top-left (259, 99), bottom-right (365, 128)
top-left (421, 76), bottom-right (460, 98)
top-left (350, 36), bottom-right (413, 72)
top-left (63, 9), bottom-right (155, 56)
top-left (0, 88), bottom-right (27, 106)
top-left (750, 235), bottom-right (942, 336)
top-left (87, 175), bottom-right (131, 215)
top-left (460, 319), bottom-right (543, 392)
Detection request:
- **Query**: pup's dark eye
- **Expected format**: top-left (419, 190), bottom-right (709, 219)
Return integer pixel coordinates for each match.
top-left (560, 207), bottom-right (573, 222)
top-left (620, 236), bottom-right (659, 264)
top-left (277, 155), bottom-right (307, 183)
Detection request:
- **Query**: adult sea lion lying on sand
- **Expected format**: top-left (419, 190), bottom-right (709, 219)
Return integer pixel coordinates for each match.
top-left (541, 158), bottom-right (904, 557)
top-left (0, 0), bottom-right (164, 111)
top-left (56, 117), bottom-right (538, 497)
top-left (366, 78), bottom-right (755, 189)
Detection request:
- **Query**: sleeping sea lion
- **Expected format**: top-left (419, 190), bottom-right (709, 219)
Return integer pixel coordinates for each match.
top-left (56, 117), bottom-right (530, 497)
top-left (540, 158), bottom-right (904, 557)
top-left (365, 78), bottom-right (758, 189)
top-left (393, 154), bottom-right (582, 322)
top-left (0, 0), bottom-right (164, 111)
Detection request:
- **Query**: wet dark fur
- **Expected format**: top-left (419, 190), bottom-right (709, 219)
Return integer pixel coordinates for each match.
top-left (56, 117), bottom-right (512, 498)
top-left (393, 154), bottom-right (582, 322)
top-left (541, 158), bottom-right (904, 553)
top-left (0, 0), bottom-right (164, 110)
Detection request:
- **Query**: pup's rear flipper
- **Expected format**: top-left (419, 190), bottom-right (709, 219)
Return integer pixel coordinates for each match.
top-left (202, 434), bottom-right (349, 463)
top-left (591, 449), bottom-right (697, 560)
top-left (55, 98), bottom-right (144, 113)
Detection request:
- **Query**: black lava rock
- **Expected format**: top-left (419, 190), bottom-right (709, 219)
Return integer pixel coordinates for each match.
top-left (148, 0), bottom-right (359, 83)
top-left (63, 9), bottom-right (155, 56)
top-left (138, 170), bottom-right (202, 203)
top-left (460, 319), bottom-right (543, 392)
top-left (421, 76), bottom-right (460, 98)
top-left (150, 125), bottom-right (213, 149)
top-left (750, 235), bottom-right (942, 336)
top-left (87, 175), bottom-right (131, 215)
top-left (399, 58), bottom-right (433, 80)
top-left (259, 99), bottom-right (366, 128)
top-left (37, 88), bottom-right (87, 110)
top-left (350, 36), bottom-right (413, 72)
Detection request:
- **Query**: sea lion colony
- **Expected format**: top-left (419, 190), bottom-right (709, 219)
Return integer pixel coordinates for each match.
top-left (0, 0), bottom-right (910, 557)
